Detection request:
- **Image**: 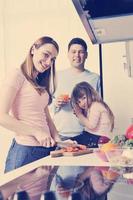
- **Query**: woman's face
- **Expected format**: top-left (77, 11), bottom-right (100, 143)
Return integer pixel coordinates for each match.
top-left (32, 43), bottom-right (58, 73)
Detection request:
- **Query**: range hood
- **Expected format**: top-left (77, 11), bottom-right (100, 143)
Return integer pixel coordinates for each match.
top-left (72, 0), bottom-right (133, 44)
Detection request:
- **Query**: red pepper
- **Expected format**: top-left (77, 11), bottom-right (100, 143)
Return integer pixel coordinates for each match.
top-left (125, 125), bottom-right (133, 139)
top-left (98, 136), bottom-right (110, 144)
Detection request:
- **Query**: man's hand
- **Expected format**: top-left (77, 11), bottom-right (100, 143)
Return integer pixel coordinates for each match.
top-left (55, 95), bottom-right (70, 109)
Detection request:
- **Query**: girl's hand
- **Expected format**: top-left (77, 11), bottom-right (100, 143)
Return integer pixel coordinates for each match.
top-left (35, 132), bottom-right (56, 147)
top-left (72, 104), bottom-right (82, 117)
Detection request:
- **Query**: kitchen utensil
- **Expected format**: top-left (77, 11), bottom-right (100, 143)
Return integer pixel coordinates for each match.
top-left (50, 148), bottom-right (93, 157)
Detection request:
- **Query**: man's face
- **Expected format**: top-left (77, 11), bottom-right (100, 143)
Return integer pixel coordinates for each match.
top-left (68, 44), bottom-right (87, 69)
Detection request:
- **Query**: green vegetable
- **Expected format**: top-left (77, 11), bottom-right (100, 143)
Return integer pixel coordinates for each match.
top-left (111, 135), bottom-right (126, 146)
top-left (124, 139), bottom-right (133, 148)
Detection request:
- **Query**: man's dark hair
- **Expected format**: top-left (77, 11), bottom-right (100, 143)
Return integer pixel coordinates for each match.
top-left (68, 38), bottom-right (87, 51)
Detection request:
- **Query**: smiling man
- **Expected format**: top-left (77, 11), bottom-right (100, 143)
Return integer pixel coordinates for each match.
top-left (51, 37), bottom-right (101, 140)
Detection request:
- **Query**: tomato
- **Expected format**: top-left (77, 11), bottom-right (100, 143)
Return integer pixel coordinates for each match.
top-left (60, 94), bottom-right (70, 102)
top-left (125, 125), bottom-right (133, 139)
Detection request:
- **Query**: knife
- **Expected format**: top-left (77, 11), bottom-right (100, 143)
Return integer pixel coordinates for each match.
top-left (56, 141), bottom-right (83, 148)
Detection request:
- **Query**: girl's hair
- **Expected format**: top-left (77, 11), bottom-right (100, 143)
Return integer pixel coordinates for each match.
top-left (71, 81), bottom-right (114, 131)
top-left (75, 177), bottom-right (112, 200)
top-left (21, 36), bottom-right (59, 103)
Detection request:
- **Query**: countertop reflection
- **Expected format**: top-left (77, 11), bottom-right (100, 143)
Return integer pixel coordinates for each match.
top-left (0, 165), bottom-right (133, 200)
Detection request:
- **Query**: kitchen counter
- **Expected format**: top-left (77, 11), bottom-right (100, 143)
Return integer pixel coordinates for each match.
top-left (0, 151), bottom-right (133, 200)
top-left (0, 150), bottom-right (132, 187)
top-left (0, 152), bottom-right (106, 186)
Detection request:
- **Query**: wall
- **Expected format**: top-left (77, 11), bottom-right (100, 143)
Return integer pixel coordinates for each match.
top-left (102, 42), bottom-right (133, 135)
top-left (0, 0), bottom-right (99, 73)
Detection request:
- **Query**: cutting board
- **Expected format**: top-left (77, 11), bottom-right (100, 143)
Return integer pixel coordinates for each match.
top-left (50, 148), bottom-right (93, 157)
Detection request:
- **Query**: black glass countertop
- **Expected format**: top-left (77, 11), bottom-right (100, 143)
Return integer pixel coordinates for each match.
top-left (0, 165), bottom-right (133, 200)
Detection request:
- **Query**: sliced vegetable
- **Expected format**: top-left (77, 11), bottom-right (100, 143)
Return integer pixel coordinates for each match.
top-left (62, 145), bottom-right (87, 152)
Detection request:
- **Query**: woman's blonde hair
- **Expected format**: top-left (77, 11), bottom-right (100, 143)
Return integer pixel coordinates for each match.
top-left (71, 81), bottom-right (114, 131)
top-left (21, 36), bottom-right (59, 103)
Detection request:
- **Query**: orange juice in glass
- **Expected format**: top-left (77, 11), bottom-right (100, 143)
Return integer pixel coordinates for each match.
top-left (60, 94), bottom-right (70, 102)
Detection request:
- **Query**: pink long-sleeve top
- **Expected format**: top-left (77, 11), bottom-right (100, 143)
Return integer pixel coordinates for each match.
top-left (84, 102), bottom-right (112, 137)
top-left (5, 68), bottom-right (50, 146)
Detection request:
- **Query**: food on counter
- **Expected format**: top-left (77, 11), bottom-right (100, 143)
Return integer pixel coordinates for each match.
top-left (110, 135), bottom-right (126, 147)
top-left (124, 139), bottom-right (133, 148)
top-left (50, 144), bottom-right (93, 157)
top-left (125, 124), bottom-right (133, 139)
top-left (100, 142), bottom-right (118, 153)
top-left (98, 136), bottom-right (110, 145)
top-left (101, 136), bottom-right (133, 164)
top-left (61, 144), bottom-right (87, 152)
top-left (96, 141), bottom-right (121, 162)
top-left (110, 134), bottom-right (133, 149)
top-left (98, 138), bottom-right (133, 164)
top-left (110, 125), bottom-right (133, 149)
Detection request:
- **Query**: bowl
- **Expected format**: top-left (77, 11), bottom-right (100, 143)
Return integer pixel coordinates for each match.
top-left (122, 148), bottom-right (133, 159)
top-left (105, 148), bottom-right (123, 164)
top-left (95, 149), bottom-right (108, 162)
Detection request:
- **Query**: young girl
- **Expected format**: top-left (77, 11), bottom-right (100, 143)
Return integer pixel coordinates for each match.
top-left (71, 81), bottom-right (114, 147)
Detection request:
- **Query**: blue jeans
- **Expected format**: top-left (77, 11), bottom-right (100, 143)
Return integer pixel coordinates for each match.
top-left (5, 139), bottom-right (56, 173)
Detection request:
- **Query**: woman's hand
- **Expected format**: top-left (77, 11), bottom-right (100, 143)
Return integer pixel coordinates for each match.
top-left (63, 139), bottom-right (78, 145)
top-left (34, 132), bottom-right (56, 147)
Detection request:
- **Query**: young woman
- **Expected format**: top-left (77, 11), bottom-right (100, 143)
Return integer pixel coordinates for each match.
top-left (71, 81), bottom-right (114, 147)
top-left (0, 36), bottom-right (61, 173)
